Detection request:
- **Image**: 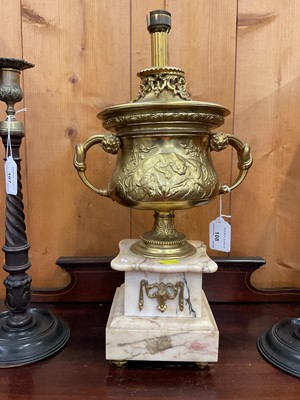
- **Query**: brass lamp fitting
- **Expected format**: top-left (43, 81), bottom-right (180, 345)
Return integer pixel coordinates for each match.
top-left (74, 10), bottom-right (252, 259)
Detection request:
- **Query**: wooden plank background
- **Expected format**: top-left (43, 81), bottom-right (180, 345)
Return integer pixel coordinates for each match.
top-left (0, 0), bottom-right (299, 298)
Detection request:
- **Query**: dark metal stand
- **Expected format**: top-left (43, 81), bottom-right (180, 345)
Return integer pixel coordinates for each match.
top-left (0, 58), bottom-right (69, 367)
top-left (257, 318), bottom-right (300, 378)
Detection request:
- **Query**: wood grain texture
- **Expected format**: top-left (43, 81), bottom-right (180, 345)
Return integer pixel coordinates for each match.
top-left (31, 255), bottom-right (300, 303)
top-left (0, 0), bottom-right (26, 298)
top-left (167, 0), bottom-right (237, 251)
top-left (233, 0), bottom-right (300, 288)
top-left (0, 1), bottom-right (299, 300)
top-left (19, 0), bottom-right (131, 291)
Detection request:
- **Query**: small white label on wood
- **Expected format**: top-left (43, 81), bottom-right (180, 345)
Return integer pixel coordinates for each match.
top-left (209, 217), bottom-right (231, 252)
top-left (5, 156), bottom-right (17, 195)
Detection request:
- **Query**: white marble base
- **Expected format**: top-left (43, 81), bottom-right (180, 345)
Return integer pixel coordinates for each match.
top-left (125, 271), bottom-right (202, 318)
top-left (106, 284), bottom-right (219, 363)
top-left (112, 239), bottom-right (218, 319)
top-left (111, 239), bottom-right (218, 274)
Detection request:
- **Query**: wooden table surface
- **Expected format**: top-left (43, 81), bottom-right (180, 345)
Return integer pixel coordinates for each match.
top-left (0, 301), bottom-right (299, 399)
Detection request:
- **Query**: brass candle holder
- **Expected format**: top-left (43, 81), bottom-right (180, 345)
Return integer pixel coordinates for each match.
top-left (0, 58), bottom-right (69, 367)
top-left (74, 10), bottom-right (252, 258)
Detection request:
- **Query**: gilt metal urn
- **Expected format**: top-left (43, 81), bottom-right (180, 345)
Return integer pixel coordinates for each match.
top-left (74, 10), bottom-right (252, 259)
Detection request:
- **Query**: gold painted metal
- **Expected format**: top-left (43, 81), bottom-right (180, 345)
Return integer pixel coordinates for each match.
top-left (111, 360), bottom-right (128, 368)
top-left (74, 134), bottom-right (120, 197)
top-left (139, 279), bottom-right (184, 313)
top-left (74, 10), bottom-right (253, 258)
top-left (0, 58), bottom-right (33, 134)
top-left (196, 362), bottom-right (209, 369)
top-left (151, 32), bottom-right (169, 66)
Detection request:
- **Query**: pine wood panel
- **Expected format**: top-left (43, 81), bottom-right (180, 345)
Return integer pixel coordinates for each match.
top-left (0, 0), bottom-right (25, 298)
top-left (167, 0), bottom-right (237, 250)
top-left (19, 0), bottom-right (131, 290)
top-left (0, 1), bottom-right (299, 298)
top-left (233, 0), bottom-right (300, 288)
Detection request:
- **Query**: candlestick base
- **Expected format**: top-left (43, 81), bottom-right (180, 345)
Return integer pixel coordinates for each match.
top-left (0, 308), bottom-right (70, 368)
top-left (257, 318), bottom-right (300, 378)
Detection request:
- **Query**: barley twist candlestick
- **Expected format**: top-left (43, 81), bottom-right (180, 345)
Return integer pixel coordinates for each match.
top-left (0, 58), bottom-right (69, 367)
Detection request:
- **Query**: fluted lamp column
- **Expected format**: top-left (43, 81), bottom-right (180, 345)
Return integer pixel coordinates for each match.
top-left (0, 58), bottom-right (69, 367)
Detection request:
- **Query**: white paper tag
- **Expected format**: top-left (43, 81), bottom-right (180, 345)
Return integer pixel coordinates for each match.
top-left (5, 156), bottom-right (18, 195)
top-left (209, 217), bottom-right (231, 252)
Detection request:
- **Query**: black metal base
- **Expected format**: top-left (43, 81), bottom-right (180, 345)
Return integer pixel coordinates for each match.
top-left (257, 318), bottom-right (300, 378)
top-left (0, 307), bottom-right (70, 368)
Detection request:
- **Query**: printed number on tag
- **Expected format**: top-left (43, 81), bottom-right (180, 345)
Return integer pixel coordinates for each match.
top-left (209, 217), bottom-right (231, 252)
top-left (5, 156), bottom-right (17, 195)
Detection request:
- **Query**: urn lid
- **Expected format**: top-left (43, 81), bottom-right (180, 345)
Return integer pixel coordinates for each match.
top-left (98, 10), bottom-right (230, 134)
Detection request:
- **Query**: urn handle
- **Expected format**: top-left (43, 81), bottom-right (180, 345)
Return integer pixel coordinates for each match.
top-left (210, 132), bottom-right (253, 194)
top-left (73, 134), bottom-right (120, 197)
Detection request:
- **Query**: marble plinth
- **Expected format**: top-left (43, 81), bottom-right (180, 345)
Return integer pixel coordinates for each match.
top-left (111, 239), bottom-right (217, 319)
top-left (106, 284), bottom-right (219, 363)
top-left (125, 271), bottom-right (202, 318)
top-left (111, 239), bottom-right (218, 274)
top-left (106, 239), bottom-right (219, 364)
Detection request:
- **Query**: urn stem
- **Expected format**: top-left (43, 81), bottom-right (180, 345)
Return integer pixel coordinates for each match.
top-left (131, 211), bottom-right (196, 259)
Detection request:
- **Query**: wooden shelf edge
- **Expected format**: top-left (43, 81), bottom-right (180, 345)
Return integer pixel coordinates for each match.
top-left (30, 256), bottom-right (300, 303)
